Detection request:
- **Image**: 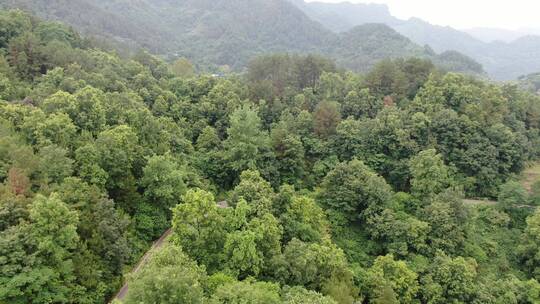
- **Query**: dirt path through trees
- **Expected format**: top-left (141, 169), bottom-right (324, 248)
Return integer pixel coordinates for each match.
top-left (112, 228), bottom-right (173, 302)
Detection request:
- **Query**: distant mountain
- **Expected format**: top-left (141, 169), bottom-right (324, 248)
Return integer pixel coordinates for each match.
top-left (464, 27), bottom-right (540, 43)
top-left (332, 23), bottom-right (425, 71)
top-left (291, 0), bottom-right (540, 80)
top-left (0, 0), bottom-right (334, 68)
top-left (464, 27), bottom-right (531, 43)
top-left (289, 0), bottom-right (394, 32)
top-left (0, 0), bottom-right (483, 75)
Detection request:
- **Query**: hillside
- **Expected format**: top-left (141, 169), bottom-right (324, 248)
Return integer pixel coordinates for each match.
top-left (330, 23), bottom-right (482, 74)
top-left (0, 0), bottom-right (165, 51)
top-left (291, 0), bottom-right (540, 80)
top-left (0, 0), bottom-right (482, 74)
top-left (2, 9), bottom-right (540, 304)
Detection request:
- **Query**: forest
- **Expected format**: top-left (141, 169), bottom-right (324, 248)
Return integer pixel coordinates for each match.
top-left (0, 0), bottom-right (483, 75)
top-left (1, 9), bottom-right (540, 304)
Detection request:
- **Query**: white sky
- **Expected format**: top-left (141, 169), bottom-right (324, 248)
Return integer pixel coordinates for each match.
top-left (306, 0), bottom-right (540, 30)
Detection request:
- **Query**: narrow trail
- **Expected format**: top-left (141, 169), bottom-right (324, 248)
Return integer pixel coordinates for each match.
top-left (110, 201), bottom-right (228, 302)
top-left (111, 228), bottom-right (173, 302)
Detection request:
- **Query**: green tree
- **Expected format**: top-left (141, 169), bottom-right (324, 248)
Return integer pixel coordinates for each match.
top-left (342, 89), bottom-right (382, 119)
top-left (0, 194), bottom-right (80, 304)
top-left (140, 154), bottom-right (186, 210)
top-left (0, 10), bottom-right (33, 49)
top-left (125, 246), bottom-right (206, 304)
top-left (332, 118), bottom-right (367, 162)
top-left (270, 126), bottom-right (305, 185)
top-left (95, 125), bottom-right (139, 192)
top-left (420, 252), bottom-right (478, 304)
top-left (281, 196), bottom-right (330, 243)
top-left (224, 104), bottom-right (270, 175)
top-left (498, 180), bottom-right (529, 210)
top-left (364, 255), bottom-right (419, 304)
top-left (409, 149), bottom-right (453, 201)
top-left (72, 87), bottom-right (107, 134)
top-left (279, 238), bottom-right (355, 298)
top-left (172, 189), bottom-right (227, 272)
top-left (74, 143), bottom-right (108, 188)
top-left (422, 192), bottom-right (468, 254)
top-left (231, 170), bottom-right (275, 216)
top-left (247, 213), bottom-right (283, 269)
top-left (223, 229), bottom-right (264, 278)
top-left (210, 280), bottom-right (281, 304)
top-left (224, 212), bottom-right (282, 278)
top-left (37, 145), bottom-right (74, 185)
top-left (33, 113), bottom-right (77, 149)
top-left (41, 91), bottom-right (76, 116)
top-left (365, 59), bottom-right (408, 101)
top-left (134, 199), bottom-right (168, 240)
top-left (196, 126), bottom-right (221, 151)
top-left (518, 209), bottom-right (540, 280)
top-left (0, 186), bottom-right (28, 231)
top-left (55, 177), bottom-right (131, 281)
top-left (373, 284), bottom-right (399, 304)
top-left (319, 159), bottom-right (393, 221)
top-left (8, 32), bottom-right (45, 80)
top-left (367, 208), bottom-right (429, 257)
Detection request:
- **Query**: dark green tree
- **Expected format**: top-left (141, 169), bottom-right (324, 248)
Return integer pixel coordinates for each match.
top-left (319, 159), bottom-right (393, 221)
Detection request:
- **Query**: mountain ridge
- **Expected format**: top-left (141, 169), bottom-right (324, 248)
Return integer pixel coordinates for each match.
top-left (0, 0), bottom-right (482, 74)
top-left (290, 0), bottom-right (540, 79)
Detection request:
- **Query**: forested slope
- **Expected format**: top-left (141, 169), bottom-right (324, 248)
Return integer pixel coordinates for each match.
top-left (0, 0), bottom-right (483, 74)
top-left (1, 9), bottom-right (540, 304)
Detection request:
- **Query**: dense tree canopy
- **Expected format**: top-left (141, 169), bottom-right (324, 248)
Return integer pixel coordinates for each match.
top-left (0, 9), bottom-right (540, 304)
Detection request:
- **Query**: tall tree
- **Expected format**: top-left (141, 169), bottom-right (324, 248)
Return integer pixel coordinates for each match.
top-left (125, 246), bottom-right (206, 304)
top-left (313, 101), bottom-right (341, 139)
top-left (172, 189), bottom-right (227, 272)
top-left (224, 105), bottom-right (269, 176)
top-left (0, 194), bottom-right (80, 304)
top-left (319, 159), bottom-right (393, 221)
top-left (364, 255), bottom-right (419, 304)
top-left (140, 154), bottom-right (186, 211)
top-left (409, 149), bottom-right (453, 201)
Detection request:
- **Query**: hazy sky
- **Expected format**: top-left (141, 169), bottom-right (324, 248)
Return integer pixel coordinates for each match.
top-left (306, 0), bottom-right (540, 30)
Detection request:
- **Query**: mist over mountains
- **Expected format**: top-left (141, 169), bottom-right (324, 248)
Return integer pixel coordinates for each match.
top-left (2, 0), bottom-right (537, 79)
top-left (464, 27), bottom-right (540, 43)
top-left (291, 0), bottom-right (540, 80)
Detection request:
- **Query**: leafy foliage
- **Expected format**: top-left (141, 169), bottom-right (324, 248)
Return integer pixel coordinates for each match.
top-left (0, 10), bottom-right (539, 304)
